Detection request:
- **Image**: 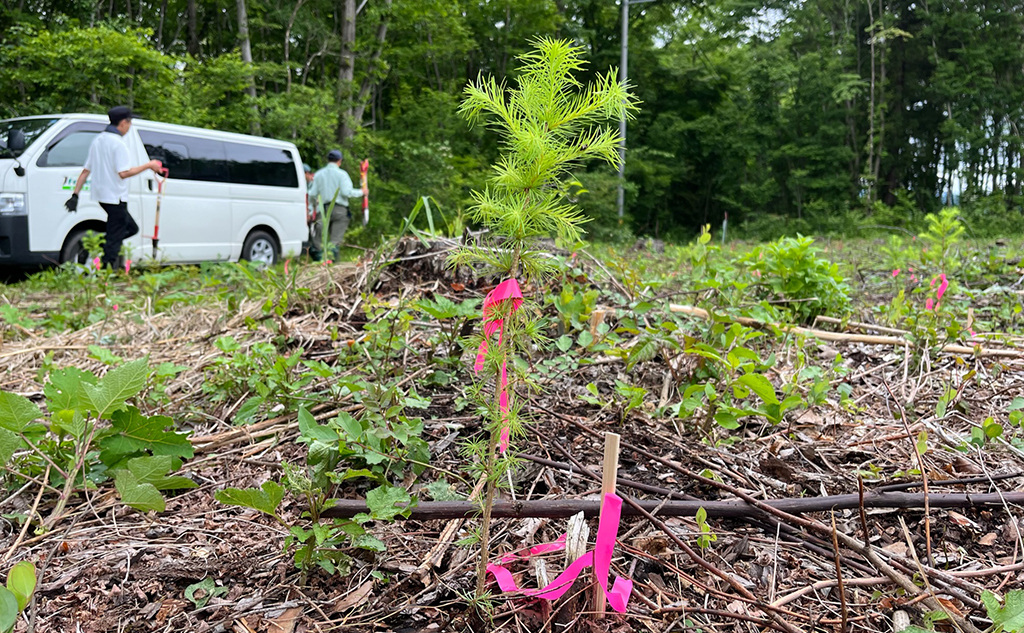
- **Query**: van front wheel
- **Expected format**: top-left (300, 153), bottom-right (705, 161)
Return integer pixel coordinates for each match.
top-left (241, 230), bottom-right (279, 266)
top-left (60, 230), bottom-right (91, 265)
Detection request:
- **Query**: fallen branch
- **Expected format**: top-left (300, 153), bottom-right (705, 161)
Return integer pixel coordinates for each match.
top-left (670, 305), bottom-right (1024, 358)
top-left (321, 490), bottom-right (1024, 520)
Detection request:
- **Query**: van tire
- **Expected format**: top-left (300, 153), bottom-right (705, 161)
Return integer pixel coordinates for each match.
top-left (60, 230), bottom-right (92, 265)
top-left (241, 230), bottom-right (279, 266)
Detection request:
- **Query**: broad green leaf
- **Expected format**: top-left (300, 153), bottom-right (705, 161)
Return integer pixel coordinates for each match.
top-left (184, 577), bottom-right (227, 608)
top-left (632, 301), bottom-right (655, 315)
top-left (6, 561), bottom-right (35, 611)
top-left (114, 470), bottom-right (165, 512)
top-left (423, 479), bottom-right (463, 501)
top-left (43, 367), bottom-right (96, 413)
top-left (916, 431), bottom-right (928, 455)
top-left (87, 345), bottom-right (122, 365)
top-left (0, 428), bottom-right (19, 465)
top-left (714, 410), bottom-right (740, 430)
top-left (298, 406), bottom-right (339, 444)
top-left (576, 330), bottom-right (594, 348)
top-left (626, 335), bottom-right (660, 371)
top-left (51, 409), bottom-right (86, 440)
top-left (1010, 397), bottom-right (1024, 411)
top-left (0, 587), bottom-right (17, 631)
top-left (154, 362), bottom-right (188, 378)
top-left (983, 589), bottom-right (1024, 632)
top-left (737, 373), bottom-right (779, 405)
top-left (99, 406), bottom-right (193, 464)
top-left (417, 296), bottom-right (457, 320)
top-left (0, 391), bottom-right (41, 433)
top-left (555, 335), bottom-right (573, 352)
top-left (352, 534), bottom-right (387, 552)
top-left (124, 455), bottom-right (197, 491)
top-left (83, 358), bottom-right (149, 418)
top-left (233, 396), bottom-right (263, 425)
top-left (364, 485), bottom-right (411, 521)
top-left (215, 481), bottom-right (285, 517)
top-left (335, 412), bottom-right (363, 440)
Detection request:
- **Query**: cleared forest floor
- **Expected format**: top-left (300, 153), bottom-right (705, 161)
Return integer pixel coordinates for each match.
top-left (1, 236), bottom-right (1023, 632)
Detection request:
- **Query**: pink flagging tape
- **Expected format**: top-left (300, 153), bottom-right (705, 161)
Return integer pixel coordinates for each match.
top-left (498, 534), bottom-right (568, 564)
top-left (485, 493), bottom-right (633, 612)
top-left (473, 278), bottom-right (523, 453)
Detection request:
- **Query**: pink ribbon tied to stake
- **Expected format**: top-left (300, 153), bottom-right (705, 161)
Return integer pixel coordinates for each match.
top-left (474, 278), bottom-right (524, 453)
top-left (486, 493), bottom-right (633, 613)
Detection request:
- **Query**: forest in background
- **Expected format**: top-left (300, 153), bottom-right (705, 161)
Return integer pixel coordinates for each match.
top-left (2, 0), bottom-right (1024, 242)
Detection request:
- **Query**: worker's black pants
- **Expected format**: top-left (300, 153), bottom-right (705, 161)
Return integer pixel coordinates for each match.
top-left (99, 201), bottom-right (139, 268)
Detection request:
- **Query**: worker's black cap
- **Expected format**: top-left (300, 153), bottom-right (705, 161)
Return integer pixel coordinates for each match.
top-left (108, 106), bottom-right (133, 126)
top-left (327, 149), bottom-right (343, 162)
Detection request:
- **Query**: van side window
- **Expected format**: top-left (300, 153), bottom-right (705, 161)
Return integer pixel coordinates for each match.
top-left (225, 142), bottom-right (298, 188)
top-left (139, 130), bottom-right (227, 183)
top-left (36, 122), bottom-right (106, 167)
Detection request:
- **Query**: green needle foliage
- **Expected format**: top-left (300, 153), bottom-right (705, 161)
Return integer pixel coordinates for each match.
top-left (453, 37), bottom-right (638, 601)
top-left (453, 37), bottom-right (639, 280)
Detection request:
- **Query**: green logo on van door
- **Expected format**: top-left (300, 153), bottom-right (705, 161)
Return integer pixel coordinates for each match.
top-left (61, 176), bottom-right (89, 191)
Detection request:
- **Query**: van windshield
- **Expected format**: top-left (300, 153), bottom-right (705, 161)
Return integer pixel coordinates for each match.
top-left (0, 117), bottom-right (57, 158)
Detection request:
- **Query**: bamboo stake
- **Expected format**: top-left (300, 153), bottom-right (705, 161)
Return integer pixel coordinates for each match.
top-left (594, 432), bottom-right (620, 618)
top-left (670, 305), bottom-right (1024, 358)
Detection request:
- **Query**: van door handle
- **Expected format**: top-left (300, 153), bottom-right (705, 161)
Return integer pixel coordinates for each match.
top-left (148, 180), bottom-right (154, 191)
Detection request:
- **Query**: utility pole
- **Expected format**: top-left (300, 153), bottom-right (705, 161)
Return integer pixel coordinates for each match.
top-left (617, 0), bottom-right (654, 222)
top-left (617, 0), bottom-right (629, 221)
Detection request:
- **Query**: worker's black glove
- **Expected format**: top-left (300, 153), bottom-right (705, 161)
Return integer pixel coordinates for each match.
top-left (64, 193), bottom-right (78, 213)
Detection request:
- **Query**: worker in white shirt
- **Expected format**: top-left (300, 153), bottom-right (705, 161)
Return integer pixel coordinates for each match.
top-left (64, 106), bottom-right (163, 268)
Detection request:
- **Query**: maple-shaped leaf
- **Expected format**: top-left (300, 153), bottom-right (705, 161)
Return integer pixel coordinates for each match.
top-left (983, 590), bottom-right (1024, 633)
top-left (43, 367), bottom-right (97, 414)
top-left (0, 390), bottom-right (41, 433)
top-left (114, 456), bottom-right (197, 513)
top-left (99, 406), bottom-right (193, 465)
top-left (360, 485), bottom-right (412, 521)
top-left (0, 427), bottom-right (20, 464)
top-left (123, 455), bottom-right (197, 491)
top-left (115, 470), bottom-right (165, 512)
top-left (83, 358), bottom-right (149, 419)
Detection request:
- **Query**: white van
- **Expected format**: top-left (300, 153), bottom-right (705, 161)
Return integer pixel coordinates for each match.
top-left (0, 114), bottom-right (307, 266)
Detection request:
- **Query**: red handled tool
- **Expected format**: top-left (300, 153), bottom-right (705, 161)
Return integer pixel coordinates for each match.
top-left (360, 159), bottom-right (369, 226)
top-left (150, 168), bottom-right (169, 258)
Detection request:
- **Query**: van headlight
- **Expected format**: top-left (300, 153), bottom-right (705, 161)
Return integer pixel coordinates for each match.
top-left (0, 193), bottom-right (25, 215)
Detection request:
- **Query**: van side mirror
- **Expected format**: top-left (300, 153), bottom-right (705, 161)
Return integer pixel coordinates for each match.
top-left (7, 129), bottom-right (25, 153)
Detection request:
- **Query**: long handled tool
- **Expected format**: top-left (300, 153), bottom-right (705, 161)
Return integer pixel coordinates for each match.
top-left (359, 159), bottom-right (369, 226)
top-left (150, 167), bottom-right (169, 258)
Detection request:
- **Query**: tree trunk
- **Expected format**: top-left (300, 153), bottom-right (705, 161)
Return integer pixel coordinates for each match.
top-left (350, 0), bottom-right (392, 134)
top-left (337, 0), bottom-right (356, 142)
top-left (284, 0), bottom-right (307, 93)
top-left (156, 0), bottom-right (168, 50)
top-left (187, 0), bottom-right (200, 57)
top-left (236, 0), bottom-right (260, 134)
top-left (866, 0), bottom-right (876, 206)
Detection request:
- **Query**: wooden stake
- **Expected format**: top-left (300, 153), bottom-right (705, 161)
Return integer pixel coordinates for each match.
top-left (594, 432), bottom-right (620, 618)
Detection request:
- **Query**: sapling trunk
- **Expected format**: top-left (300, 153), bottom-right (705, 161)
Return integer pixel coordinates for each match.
top-left (474, 248), bottom-right (520, 600)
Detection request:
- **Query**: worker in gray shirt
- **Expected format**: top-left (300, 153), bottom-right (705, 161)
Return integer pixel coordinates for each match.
top-left (308, 149), bottom-right (366, 260)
